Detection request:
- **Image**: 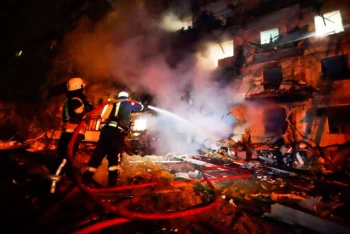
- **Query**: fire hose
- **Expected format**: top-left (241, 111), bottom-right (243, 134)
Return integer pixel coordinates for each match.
top-left (65, 102), bottom-right (251, 233)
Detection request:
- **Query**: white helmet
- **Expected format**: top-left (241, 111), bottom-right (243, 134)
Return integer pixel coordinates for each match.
top-left (117, 91), bottom-right (129, 98)
top-left (67, 77), bottom-right (85, 91)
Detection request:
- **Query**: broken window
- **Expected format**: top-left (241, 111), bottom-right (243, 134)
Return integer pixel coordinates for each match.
top-left (321, 55), bottom-right (349, 80)
top-left (314, 10), bottom-right (344, 36)
top-left (263, 66), bottom-right (283, 90)
top-left (260, 28), bottom-right (279, 44)
top-left (264, 107), bottom-right (287, 135)
top-left (208, 40), bottom-right (234, 66)
top-left (327, 106), bottom-right (350, 134)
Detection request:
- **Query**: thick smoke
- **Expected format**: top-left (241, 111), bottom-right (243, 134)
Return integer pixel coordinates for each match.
top-left (60, 1), bottom-right (242, 154)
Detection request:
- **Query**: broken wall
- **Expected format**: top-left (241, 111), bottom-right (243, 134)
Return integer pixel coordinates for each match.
top-left (225, 0), bottom-right (350, 146)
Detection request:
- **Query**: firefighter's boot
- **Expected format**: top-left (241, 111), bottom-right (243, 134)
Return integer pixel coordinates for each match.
top-left (108, 170), bottom-right (119, 187)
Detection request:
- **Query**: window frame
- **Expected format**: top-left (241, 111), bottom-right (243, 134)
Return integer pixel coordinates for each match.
top-left (314, 10), bottom-right (344, 37)
top-left (260, 28), bottom-right (279, 44)
top-left (321, 54), bottom-right (349, 81)
top-left (326, 105), bottom-right (350, 134)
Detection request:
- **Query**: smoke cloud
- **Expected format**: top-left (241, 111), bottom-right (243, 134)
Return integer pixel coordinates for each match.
top-left (59, 1), bottom-right (244, 154)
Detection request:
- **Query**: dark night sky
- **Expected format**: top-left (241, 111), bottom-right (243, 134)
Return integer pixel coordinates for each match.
top-left (0, 0), bottom-right (88, 100)
top-left (1, 0), bottom-right (73, 59)
top-left (0, 0), bottom-right (183, 100)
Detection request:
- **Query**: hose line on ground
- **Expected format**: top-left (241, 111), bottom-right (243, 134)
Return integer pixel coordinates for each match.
top-left (67, 102), bottom-right (251, 233)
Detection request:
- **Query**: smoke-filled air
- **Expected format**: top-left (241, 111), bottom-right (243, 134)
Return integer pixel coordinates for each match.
top-left (59, 1), bottom-right (244, 154)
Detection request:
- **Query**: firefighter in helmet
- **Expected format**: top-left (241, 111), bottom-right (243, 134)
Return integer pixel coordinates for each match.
top-left (82, 91), bottom-right (146, 187)
top-left (50, 77), bottom-right (94, 193)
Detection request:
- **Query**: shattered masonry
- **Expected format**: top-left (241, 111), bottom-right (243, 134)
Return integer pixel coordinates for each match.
top-left (210, 0), bottom-right (350, 160)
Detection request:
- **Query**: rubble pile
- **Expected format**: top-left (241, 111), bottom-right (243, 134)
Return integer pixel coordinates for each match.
top-left (1, 135), bottom-right (349, 233)
top-left (0, 101), bottom-right (60, 151)
top-left (198, 136), bottom-right (350, 231)
top-left (79, 153), bottom-right (293, 233)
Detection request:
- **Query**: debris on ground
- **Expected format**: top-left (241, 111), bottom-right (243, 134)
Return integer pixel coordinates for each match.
top-left (0, 140), bottom-right (27, 150)
top-left (263, 203), bottom-right (350, 234)
top-left (1, 134), bottom-right (349, 233)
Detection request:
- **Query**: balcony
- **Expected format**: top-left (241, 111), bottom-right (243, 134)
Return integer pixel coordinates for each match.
top-left (252, 47), bottom-right (305, 64)
top-left (245, 80), bottom-right (316, 103)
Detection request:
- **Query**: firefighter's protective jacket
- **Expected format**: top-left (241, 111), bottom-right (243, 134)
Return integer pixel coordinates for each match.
top-left (101, 98), bottom-right (144, 132)
top-left (62, 91), bottom-right (94, 132)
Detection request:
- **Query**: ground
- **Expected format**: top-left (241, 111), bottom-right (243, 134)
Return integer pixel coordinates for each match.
top-left (0, 142), bottom-right (349, 233)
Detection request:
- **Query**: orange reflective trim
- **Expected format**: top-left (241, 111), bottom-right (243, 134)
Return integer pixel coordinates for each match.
top-left (101, 104), bottom-right (113, 120)
top-left (88, 167), bottom-right (97, 172)
top-left (108, 166), bottom-right (120, 171)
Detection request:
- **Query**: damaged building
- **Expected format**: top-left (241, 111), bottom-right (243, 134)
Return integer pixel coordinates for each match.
top-left (189, 0), bottom-right (350, 167)
top-left (1, 0), bottom-right (350, 233)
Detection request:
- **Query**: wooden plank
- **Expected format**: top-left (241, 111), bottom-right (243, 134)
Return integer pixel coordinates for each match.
top-left (268, 203), bottom-right (350, 234)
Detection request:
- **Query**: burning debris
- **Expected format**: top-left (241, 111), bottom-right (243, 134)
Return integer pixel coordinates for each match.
top-left (2, 128), bottom-right (349, 233)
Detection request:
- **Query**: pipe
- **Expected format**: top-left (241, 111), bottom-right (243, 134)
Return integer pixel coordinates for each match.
top-left (50, 158), bottom-right (67, 193)
top-left (66, 102), bottom-right (250, 232)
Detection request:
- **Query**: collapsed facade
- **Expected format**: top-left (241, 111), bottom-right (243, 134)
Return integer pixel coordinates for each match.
top-left (196, 0), bottom-right (350, 150)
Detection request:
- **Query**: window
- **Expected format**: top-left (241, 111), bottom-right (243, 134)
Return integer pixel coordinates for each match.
top-left (321, 55), bottom-right (349, 80)
top-left (260, 28), bottom-right (279, 44)
top-left (315, 10), bottom-right (344, 36)
top-left (264, 107), bottom-right (287, 135)
top-left (207, 40), bottom-right (234, 66)
top-left (327, 106), bottom-right (350, 134)
top-left (263, 66), bottom-right (283, 90)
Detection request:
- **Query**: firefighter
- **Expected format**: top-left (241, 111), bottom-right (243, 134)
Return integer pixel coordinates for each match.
top-left (50, 77), bottom-right (94, 193)
top-left (82, 91), bottom-right (145, 187)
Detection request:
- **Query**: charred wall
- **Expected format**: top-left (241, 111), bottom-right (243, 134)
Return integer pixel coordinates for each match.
top-left (205, 0), bottom-right (350, 146)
